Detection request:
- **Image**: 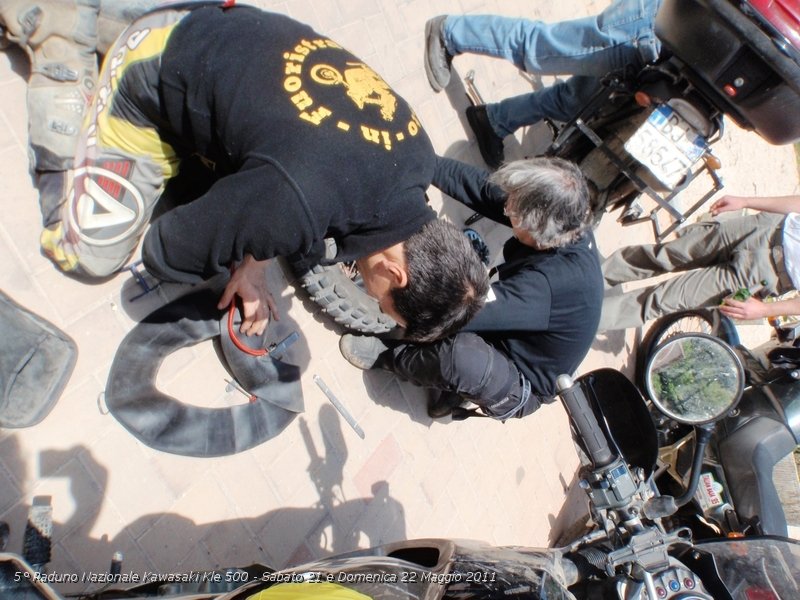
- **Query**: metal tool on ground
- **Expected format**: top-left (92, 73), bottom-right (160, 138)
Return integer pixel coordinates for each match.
top-left (464, 69), bottom-right (485, 106)
top-left (125, 260), bottom-right (160, 301)
top-left (313, 374), bottom-right (365, 439)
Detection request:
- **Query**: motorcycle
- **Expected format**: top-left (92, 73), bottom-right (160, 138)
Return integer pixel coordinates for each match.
top-left (635, 308), bottom-right (800, 540)
top-left (2, 333), bottom-right (798, 599)
top-left (547, 0), bottom-right (800, 238)
top-left (292, 0), bottom-right (800, 335)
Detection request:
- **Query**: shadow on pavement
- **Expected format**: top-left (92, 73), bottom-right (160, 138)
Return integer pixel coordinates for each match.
top-left (547, 470), bottom-right (590, 548)
top-left (0, 405), bottom-right (407, 596)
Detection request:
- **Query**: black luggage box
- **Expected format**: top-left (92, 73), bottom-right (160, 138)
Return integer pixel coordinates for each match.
top-left (655, 0), bottom-right (800, 144)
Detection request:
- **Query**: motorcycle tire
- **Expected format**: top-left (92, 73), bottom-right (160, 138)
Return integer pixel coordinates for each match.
top-left (635, 308), bottom-right (739, 392)
top-left (293, 262), bottom-right (397, 335)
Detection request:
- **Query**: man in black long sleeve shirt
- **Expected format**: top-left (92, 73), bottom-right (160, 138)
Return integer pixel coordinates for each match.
top-left (342, 156), bottom-right (604, 419)
top-left (35, 4), bottom-right (487, 342)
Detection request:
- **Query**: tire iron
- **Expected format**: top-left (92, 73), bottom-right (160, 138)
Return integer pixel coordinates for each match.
top-left (313, 375), bottom-right (365, 439)
top-left (464, 70), bottom-right (485, 106)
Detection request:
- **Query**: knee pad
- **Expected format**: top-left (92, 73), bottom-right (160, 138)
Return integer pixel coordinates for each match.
top-left (27, 65), bottom-right (96, 171)
top-left (447, 333), bottom-right (514, 397)
top-left (2, 0), bottom-right (99, 170)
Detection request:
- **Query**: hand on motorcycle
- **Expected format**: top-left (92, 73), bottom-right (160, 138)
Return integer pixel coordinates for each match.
top-left (719, 296), bottom-right (766, 320)
top-left (217, 254), bottom-right (280, 336)
top-left (710, 195), bottom-right (749, 216)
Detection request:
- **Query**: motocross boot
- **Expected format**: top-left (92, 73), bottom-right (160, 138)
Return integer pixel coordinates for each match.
top-left (0, 0), bottom-right (99, 171)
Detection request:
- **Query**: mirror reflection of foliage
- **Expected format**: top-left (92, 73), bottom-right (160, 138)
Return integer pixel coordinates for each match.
top-left (650, 337), bottom-right (739, 421)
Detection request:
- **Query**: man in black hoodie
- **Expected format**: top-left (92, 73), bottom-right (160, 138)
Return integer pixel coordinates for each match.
top-left (33, 3), bottom-right (487, 341)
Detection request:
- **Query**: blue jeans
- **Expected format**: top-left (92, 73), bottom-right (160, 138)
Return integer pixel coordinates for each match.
top-left (443, 0), bottom-right (662, 136)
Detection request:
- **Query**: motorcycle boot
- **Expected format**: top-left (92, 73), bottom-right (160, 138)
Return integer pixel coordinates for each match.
top-left (466, 104), bottom-right (504, 170)
top-left (427, 389), bottom-right (465, 418)
top-left (1, 0), bottom-right (100, 171)
top-left (423, 15), bottom-right (452, 92)
top-left (339, 333), bottom-right (395, 370)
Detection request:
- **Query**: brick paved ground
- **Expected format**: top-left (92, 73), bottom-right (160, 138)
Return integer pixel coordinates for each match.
top-left (0, 0), bottom-right (797, 595)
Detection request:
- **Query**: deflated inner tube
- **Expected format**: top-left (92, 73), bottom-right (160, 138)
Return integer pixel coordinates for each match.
top-left (105, 287), bottom-right (303, 457)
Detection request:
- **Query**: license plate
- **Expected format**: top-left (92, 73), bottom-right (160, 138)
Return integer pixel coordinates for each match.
top-left (695, 472), bottom-right (725, 512)
top-left (624, 105), bottom-right (707, 189)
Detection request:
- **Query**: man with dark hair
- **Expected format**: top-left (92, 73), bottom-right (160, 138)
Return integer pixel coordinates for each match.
top-left (341, 156), bottom-right (604, 419)
top-left (7, 2), bottom-right (488, 341)
top-left (352, 219), bottom-right (488, 342)
top-left (386, 219), bottom-right (488, 342)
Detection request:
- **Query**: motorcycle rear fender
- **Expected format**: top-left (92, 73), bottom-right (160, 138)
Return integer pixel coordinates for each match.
top-left (718, 416), bottom-right (795, 536)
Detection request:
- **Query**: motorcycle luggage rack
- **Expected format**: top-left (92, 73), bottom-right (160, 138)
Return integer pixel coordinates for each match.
top-left (547, 80), bottom-right (724, 241)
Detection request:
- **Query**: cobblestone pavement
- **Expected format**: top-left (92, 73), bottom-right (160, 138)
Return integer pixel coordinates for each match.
top-left (0, 0), bottom-right (797, 594)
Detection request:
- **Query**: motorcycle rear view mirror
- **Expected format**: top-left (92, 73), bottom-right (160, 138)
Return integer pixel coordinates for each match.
top-left (645, 333), bottom-right (744, 425)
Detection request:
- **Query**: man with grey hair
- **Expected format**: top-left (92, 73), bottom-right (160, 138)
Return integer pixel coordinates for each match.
top-left (340, 155), bottom-right (603, 420)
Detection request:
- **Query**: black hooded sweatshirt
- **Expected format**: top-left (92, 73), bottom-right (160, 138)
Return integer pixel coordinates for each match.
top-left (142, 5), bottom-right (435, 283)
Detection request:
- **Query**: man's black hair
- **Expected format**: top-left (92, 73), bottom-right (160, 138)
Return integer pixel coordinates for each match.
top-left (392, 220), bottom-right (489, 342)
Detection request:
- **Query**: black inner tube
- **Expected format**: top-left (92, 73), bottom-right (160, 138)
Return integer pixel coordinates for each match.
top-left (105, 287), bottom-right (303, 457)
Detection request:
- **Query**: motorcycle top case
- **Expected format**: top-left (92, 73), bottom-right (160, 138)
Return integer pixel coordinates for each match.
top-left (655, 0), bottom-right (800, 144)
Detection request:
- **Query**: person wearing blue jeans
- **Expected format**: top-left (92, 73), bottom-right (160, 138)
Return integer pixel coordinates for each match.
top-left (424, 0), bottom-right (663, 168)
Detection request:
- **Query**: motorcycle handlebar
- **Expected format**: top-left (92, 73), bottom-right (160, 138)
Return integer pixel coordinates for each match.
top-left (557, 374), bottom-right (616, 468)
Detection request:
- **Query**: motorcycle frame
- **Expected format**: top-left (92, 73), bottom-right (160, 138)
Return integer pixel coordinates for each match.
top-left (546, 63), bottom-right (725, 241)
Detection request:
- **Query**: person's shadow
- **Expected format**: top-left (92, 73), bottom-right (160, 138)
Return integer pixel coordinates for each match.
top-left (0, 406), bottom-right (407, 597)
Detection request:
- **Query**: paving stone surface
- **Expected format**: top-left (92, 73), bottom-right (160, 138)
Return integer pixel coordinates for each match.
top-left (0, 0), bottom-right (797, 594)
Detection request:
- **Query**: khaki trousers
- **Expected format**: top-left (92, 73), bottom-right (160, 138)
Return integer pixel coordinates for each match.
top-left (599, 212), bottom-right (790, 330)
